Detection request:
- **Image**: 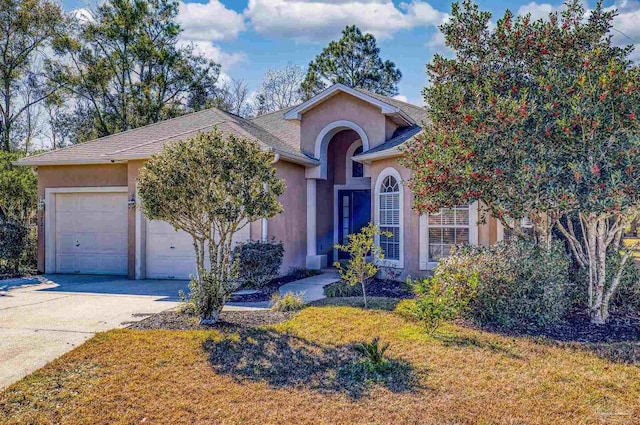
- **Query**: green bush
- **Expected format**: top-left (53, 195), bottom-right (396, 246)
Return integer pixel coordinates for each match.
top-left (400, 272), bottom-right (478, 333)
top-left (324, 280), bottom-right (363, 297)
top-left (287, 267), bottom-right (321, 280)
top-left (610, 255), bottom-right (640, 314)
top-left (354, 337), bottom-right (390, 371)
top-left (233, 239), bottom-right (284, 288)
top-left (435, 240), bottom-right (572, 328)
top-left (271, 291), bottom-right (305, 312)
top-left (0, 221), bottom-right (30, 274)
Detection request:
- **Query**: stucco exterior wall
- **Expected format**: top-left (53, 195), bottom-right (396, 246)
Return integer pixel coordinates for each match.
top-left (36, 164), bottom-right (129, 273)
top-left (299, 92), bottom-right (387, 155)
top-left (368, 157), bottom-right (497, 280)
top-left (268, 160), bottom-right (308, 272)
top-left (127, 161), bottom-right (145, 278)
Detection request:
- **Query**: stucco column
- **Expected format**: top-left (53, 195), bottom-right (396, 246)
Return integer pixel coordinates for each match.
top-left (306, 178), bottom-right (327, 269)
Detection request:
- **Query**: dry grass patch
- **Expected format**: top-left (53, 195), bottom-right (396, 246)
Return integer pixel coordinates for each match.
top-left (1, 300), bottom-right (639, 424)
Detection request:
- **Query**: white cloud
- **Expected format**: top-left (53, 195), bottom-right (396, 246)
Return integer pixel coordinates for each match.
top-left (244, 0), bottom-right (448, 42)
top-left (608, 0), bottom-right (640, 54)
top-left (177, 0), bottom-right (246, 42)
top-left (393, 94), bottom-right (408, 102)
top-left (175, 1), bottom-right (247, 71)
top-left (516, 2), bottom-right (561, 21)
top-left (181, 41), bottom-right (248, 70)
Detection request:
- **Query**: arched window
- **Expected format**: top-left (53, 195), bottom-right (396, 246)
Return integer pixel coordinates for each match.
top-left (352, 146), bottom-right (363, 178)
top-left (376, 171), bottom-right (402, 264)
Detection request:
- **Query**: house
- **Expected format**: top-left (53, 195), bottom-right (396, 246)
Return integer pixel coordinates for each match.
top-left (16, 83), bottom-right (506, 280)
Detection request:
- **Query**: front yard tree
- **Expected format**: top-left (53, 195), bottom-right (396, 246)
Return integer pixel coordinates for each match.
top-left (301, 25), bottom-right (402, 100)
top-left (0, 0), bottom-right (65, 151)
top-left (138, 130), bottom-right (285, 324)
top-left (49, 0), bottom-right (221, 142)
top-left (403, 0), bottom-right (640, 324)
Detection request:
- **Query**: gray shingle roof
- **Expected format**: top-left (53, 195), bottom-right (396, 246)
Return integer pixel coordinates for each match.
top-left (16, 86), bottom-right (426, 166)
top-left (354, 125), bottom-right (423, 158)
top-left (16, 107), bottom-right (316, 166)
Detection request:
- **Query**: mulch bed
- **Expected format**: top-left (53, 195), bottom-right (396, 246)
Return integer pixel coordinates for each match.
top-left (229, 273), bottom-right (318, 303)
top-left (366, 279), bottom-right (413, 298)
top-left (128, 309), bottom-right (295, 331)
top-left (476, 312), bottom-right (640, 344)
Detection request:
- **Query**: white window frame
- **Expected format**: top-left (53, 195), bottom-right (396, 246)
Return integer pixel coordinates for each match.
top-left (345, 139), bottom-right (367, 184)
top-left (419, 201), bottom-right (478, 270)
top-left (374, 167), bottom-right (404, 268)
top-left (496, 216), bottom-right (534, 242)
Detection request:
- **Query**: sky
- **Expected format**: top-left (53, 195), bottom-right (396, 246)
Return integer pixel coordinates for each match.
top-left (59, 0), bottom-right (640, 106)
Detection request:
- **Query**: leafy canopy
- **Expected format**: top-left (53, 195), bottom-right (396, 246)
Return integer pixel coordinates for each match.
top-left (0, 0), bottom-right (66, 151)
top-left (403, 0), bottom-right (640, 222)
top-left (301, 25), bottom-right (402, 100)
top-left (48, 0), bottom-right (221, 143)
top-left (138, 130), bottom-right (284, 237)
top-left (137, 130), bottom-right (285, 323)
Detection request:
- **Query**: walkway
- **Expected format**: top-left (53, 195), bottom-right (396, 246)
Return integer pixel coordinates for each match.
top-left (225, 270), bottom-right (340, 310)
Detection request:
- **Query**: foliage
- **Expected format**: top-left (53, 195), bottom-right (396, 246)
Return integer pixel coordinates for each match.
top-left (324, 280), bottom-right (363, 298)
top-left (400, 272), bottom-right (478, 334)
top-left (138, 130), bottom-right (285, 323)
top-left (402, 0), bottom-right (640, 323)
top-left (301, 25), bottom-right (402, 100)
top-left (271, 291), bottom-right (305, 312)
top-left (354, 337), bottom-right (389, 366)
top-left (287, 266), bottom-right (321, 280)
top-left (435, 240), bottom-right (572, 328)
top-left (0, 151), bottom-right (37, 223)
top-left (609, 254), bottom-right (640, 314)
top-left (233, 239), bottom-right (284, 289)
top-left (254, 64), bottom-right (305, 115)
top-left (0, 220), bottom-right (29, 274)
top-left (48, 0), bottom-right (221, 143)
top-left (0, 0), bottom-right (66, 151)
top-left (334, 223), bottom-right (390, 309)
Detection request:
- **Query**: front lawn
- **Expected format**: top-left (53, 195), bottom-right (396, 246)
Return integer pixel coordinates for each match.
top-left (1, 299), bottom-right (639, 424)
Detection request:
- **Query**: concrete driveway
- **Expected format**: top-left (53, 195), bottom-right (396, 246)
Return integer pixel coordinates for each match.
top-left (0, 275), bottom-right (189, 389)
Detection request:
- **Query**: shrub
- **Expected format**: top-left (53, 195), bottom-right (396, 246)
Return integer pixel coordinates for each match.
top-left (334, 223), bottom-right (389, 308)
top-left (324, 280), bottom-right (363, 297)
top-left (287, 267), bottom-right (321, 280)
top-left (354, 337), bottom-right (389, 369)
top-left (0, 221), bottom-right (30, 274)
top-left (401, 273), bottom-right (478, 333)
top-left (436, 240), bottom-right (572, 328)
top-left (233, 239), bottom-right (284, 288)
top-left (271, 291), bottom-right (305, 312)
top-left (610, 255), bottom-right (640, 315)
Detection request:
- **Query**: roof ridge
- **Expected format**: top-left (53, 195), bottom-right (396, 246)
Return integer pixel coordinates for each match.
top-left (106, 120), bottom-right (226, 156)
top-left (353, 87), bottom-right (424, 109)
top-left (19, 107), bottom-right (228, 162)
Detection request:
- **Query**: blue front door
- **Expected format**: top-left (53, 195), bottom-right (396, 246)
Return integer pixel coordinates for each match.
top-left (337, 190), bottom-right (371, 260)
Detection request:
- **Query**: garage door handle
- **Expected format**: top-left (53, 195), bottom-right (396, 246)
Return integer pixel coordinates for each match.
top-left (75, 243), bottom-right (80, 247)
top-left (170, 246), bottom-right (175, 249)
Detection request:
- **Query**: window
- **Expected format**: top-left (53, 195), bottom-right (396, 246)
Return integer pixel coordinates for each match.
top-left (352, 146), bottom-right (363, 178)
top-left (427, 205), bottom-right (470, 261)
top-left (378, 175), bottom-right (400, 261)
top-left (501, 217), bottom-right (534, 242)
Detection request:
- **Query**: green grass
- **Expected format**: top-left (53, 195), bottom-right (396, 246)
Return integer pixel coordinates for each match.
top-left (1, 299), bottom-right (639, 424)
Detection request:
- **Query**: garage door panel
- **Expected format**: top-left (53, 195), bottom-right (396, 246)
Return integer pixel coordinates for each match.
top-left (146, 219), bottom-right (247, 280)
top-left (53, 192), bottom-right (128, 275)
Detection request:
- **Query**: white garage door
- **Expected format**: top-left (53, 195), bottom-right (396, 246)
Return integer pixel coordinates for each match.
top-left (55, 192), bottom-right (128, 275)
top-left (146, 220), bottom-right (250, 279)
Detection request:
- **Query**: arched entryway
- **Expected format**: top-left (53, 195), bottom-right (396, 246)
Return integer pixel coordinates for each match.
top-left (306, 121), bottom-right (372, 268)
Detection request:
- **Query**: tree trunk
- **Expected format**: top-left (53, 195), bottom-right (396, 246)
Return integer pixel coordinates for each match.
top-left (361, 279), bottom-right (368, 309)
top-left (200, 306), bottom-right (222, 325)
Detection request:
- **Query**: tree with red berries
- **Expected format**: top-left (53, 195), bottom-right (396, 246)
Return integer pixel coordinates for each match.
top-left (403, 0), bottom-right (640, 324)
